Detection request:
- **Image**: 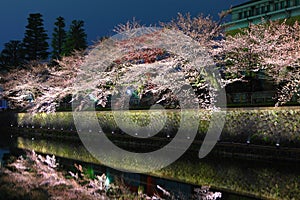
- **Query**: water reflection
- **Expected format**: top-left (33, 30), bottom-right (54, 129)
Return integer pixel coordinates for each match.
top-left (0, 149), bottom-right (9, 167)
top-left (0, 127), bottom-right (14, 166)
top-left (14, 136), bottom-right (300, 199)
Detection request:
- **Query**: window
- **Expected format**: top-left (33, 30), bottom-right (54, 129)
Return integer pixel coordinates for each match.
top-left (244, 10), bottom-right (248, 18)
top-left (281, 1), bottom-right (286, 8)
top-left (256, 7), bottom-right (261, 15)
top-left (249, 10), bottom-right (253, 17)
top-left (262, 6), bottom-right (266, 13)
top-left (266, 5), bottom-right (270, 12)
top-left (250, 6), bottom-right (255, 16)
top-left (275, 3), bottom-right (280, 10)
top-left (238, 12), bottom-right (243, 19)
top-left (288, 0), bottom-right (298, 7)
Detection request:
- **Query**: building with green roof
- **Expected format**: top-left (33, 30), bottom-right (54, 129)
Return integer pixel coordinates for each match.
top-left (225, 0), bottom-right (300, 32)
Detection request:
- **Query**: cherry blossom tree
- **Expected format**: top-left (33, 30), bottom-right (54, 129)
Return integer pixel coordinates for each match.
top-left (219, 20), bottom-right (300, 105)
top-left (0, 53), bottom-right (84, 113)
top-left (160, 12), bottom-right (227, 50)
top-left (103, 13), bottom-right (230, 109)
top-left (0, 13), bottom-right (231, 113)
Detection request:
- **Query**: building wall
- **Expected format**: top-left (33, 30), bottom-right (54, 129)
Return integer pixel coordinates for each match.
top-left (226, 0), bottom-right (300, 31)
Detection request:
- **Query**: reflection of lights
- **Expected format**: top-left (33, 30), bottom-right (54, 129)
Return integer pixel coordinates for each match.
top-left (276, 139), bottom-right (280, 148)
top-left (126, 88), bottom-right (132, 96)
top-left (105, 177), bottom-right (110, 187)
top-left (88, 94), bottom-right (97, 102)
top-left (247, 136), bottom-right (251, 145)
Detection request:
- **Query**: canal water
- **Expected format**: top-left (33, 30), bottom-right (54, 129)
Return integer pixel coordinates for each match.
top-left (0, 127), bottom-right (12, 167)
top-left (1, 126), bottom-right (300, 199)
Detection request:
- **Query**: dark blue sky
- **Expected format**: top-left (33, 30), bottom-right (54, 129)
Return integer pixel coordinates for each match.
top-left (0, 0), bottom-right (248, 50)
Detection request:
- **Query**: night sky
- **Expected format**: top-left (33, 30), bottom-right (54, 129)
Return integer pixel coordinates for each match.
top-left (0, 0), bottom-right (248, 50)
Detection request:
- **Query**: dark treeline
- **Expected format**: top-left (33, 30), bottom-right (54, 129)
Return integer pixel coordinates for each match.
top-left (0, 13), bottom-right (88, 70)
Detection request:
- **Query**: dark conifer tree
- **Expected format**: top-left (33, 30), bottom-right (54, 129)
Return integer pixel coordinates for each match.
top-left (0, 40), bottom-right (24, 68)
top-left (51, 16), bottom-right (66, 60)
top-left (62, 20), bottom-right (87, 56)
top-left (23, 13), bottom-right (49, 61)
